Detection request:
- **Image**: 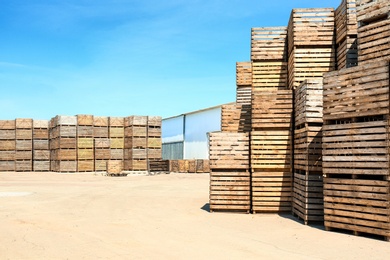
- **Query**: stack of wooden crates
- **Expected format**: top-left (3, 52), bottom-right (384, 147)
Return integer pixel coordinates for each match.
top-left (251, 27), bottom-right (293, 213)
top-left (15, 118), bottom-right (33, 172)
top-left (93, 116), bottom-right (110, 172)
top-left (0, 120), bottom-right (16, 171)
top-left (33, 120), bottom-right (50, 171)
top-left (77, 115), bottom-right (94, 172)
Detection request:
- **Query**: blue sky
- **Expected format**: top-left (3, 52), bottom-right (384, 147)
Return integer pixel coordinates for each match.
top-left (1, 0), bottom-right (341, 120)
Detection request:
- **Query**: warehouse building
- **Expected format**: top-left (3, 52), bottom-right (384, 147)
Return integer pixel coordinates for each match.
top-left (162, 104), bottom-right (231, 160)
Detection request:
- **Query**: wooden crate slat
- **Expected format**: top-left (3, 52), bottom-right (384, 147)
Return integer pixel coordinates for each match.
top-left (251, 27), bottom-right (287, 61)
top-left (356, 0), bottom-right (390, 23)
top-left (335, 0), bottom-right (358, 43)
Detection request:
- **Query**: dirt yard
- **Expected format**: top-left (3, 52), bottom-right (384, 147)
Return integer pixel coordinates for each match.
top-left (0, 172), bottom-right (389, 259)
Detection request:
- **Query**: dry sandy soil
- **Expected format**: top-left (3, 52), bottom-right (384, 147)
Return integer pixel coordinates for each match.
top-left (0, 172), bottom-right (389, 259)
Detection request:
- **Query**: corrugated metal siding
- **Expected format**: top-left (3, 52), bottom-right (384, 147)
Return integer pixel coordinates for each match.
top-left (162, 142), bottom-right (184, 160)
top-left (162, 115), bottom-right (184, 143)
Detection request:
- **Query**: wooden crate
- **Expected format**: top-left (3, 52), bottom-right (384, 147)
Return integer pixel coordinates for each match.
top-left (93, 116), bottom-right (109, 127)
top-left (77, 125), bottom-right (93, 137)
top-left (209, 132), bottom-right (250, 170)
top-left (77, 114), bottom-right (94, 126)
top-left (93, 127), bottom-right (109, 138)
top-left (236, 86), bottom-right (252, 106)
top-left (221, 104), bottom-right (251, 133)
top-left (196, 159), bottom-right (210, 173)
top-left (0, 130), bottom-right (15, 140)
top-left (109, 117), bottom-right (124, 127)
top-left (148, 137), bottom-right (161, 149)
top-left (0, 140), bottom-right (16, 150)
top-left (77, 160), bottom-right (94, 172)
top-left (356, 0), bottom-right (389, 23)
top-left (56, 149), bottom-right (77, 161)
top-left (95, 148), bottom-right (110, 160)
top-left (0, 161), bottom-right (15, 171)
top-left (33, 140), bottom-right (49, 150)
top-left (210, 170), bottom-right (251, 213)
top-left (125, 137), bottom-right (147, 149)
top-left (323, 119), bottom-right (389, 176)
top-left (288, 8), bottom-right (335, 54)
top-left (169, 160), bottom-right (180, 172)
top-left (15, 118), bottom-right (33, 129)
top-left (33, 161), bottom-right (50, 172)
top-left (94, 138), bottom-right (110, 149)
top-left (294, 125), bottom-right (322, 172)
top-left (252, 169), bottom-right (292, 213)
top-left (288, 47), bottom-right (336, 90)
top-left (124, 159), bottom-right (147, 171)
top-left (33, 150), bottom-right (50, 160)
top-left (178, 160), bottom-right (189, 173)
top-left (125, 126), bottom-right (147, 137)
top-left (251, 130), bottom-right (292, 170)
top-left (109, 127), bottom-right (124, 138)
top-left (251, 61), bottom-right (288, 91)
top-left (77, 137), bottom-right (94, 149)
top-left (251, 27), bottom-right (287, 61)
top-left (53, 161), bottom-right (77, 172)
top-left (54, 115), bottom-right (77, 126)
top-left (236, 62), bottom-right (252, 86)
top-left (0, 151), bottom-right (15, 161)
top-left (337, 36), bottom-right (358, 69)
top-left (0, 120), bottom-right (15, 130)
top-left (15, 150), bottom-right (32, 160)
top-left (110, 149), bottom-right (124, 160)
top-left (95, 160), bottom-right (108, 171)
top-left (324, 177), bottom-right (390, 240)
top-left (295, 79), bottom-right (323, 127)
top-left (53, 125), bottom-right (77, 138)
top-left (149, 160), bottom-right (170, 172)
top-left (107, 160), bottom-right (123, 174)
top-left (357, 18), bottom-right (390, 64)
top-left (293, 172), bottom-right (324, 224)
top-left (16, 129), bottom-right (32, 140)
top-left (252, 90), bottom-right (293, 130)
top-left (33, 128), bottom-right (49, 140)
top-left (110, 138), bottom-right (124, 149)
top-left (124, 116), bottom-right (147, 127)
top-left (335, 0), bottom-right (358, 44)
top-left (16, 139), bottom-right (33, 151)
top-left (148, 148), bottom-right (162, 160)
top-left (77, 149), bottom-right (94, 160)
top-left (15, 160), bottom-right (32, 172)
top-left (147, 116), bottom-right (162, 127)
top-left (50, 137), bottom-right (77, 149)
top-left (148, 126), bottom-right (161, 137)
top-left (323, 60), bottom-right (389, 121)
top-left (33, 119), bottom-right (49, 129)
top-left (125, 148), bottom-right (147, 160)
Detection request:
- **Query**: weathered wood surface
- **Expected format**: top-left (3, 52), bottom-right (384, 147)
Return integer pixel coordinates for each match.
top-left (0, 140), bottom-right (16, 150)
top-left (236, 86), bottom-right (252, 106)
top-left (147, 116), bottom-right (162, 127)
top-left (93, 127), bottom-right (109, 138)
top-left (357, 18), bottom-right (390, 64)
top-left (77, 148), bottom-right (94, 161)
top-left (16, 129), bottom-right (32, 140)
top-left (76, 114), bottom-right (94, 126)
top-left (209, 132), bottom-right (250, 170)
top-left (322, 120), bottom-right (389, 176)
top-left (148, 126), bottom-right (161, 137)
top-left (252, 61), bottom-right (288, 90)
top-left (324, 177), bottom-right (390, 238)
top-left (54, 115), bottom-right (77, 126)
top-left (295, 79), bottom-right (323, 127)
top-left (77, 160), bottom-right (94, 172)
top-left (288, 47), bottom-right (336, 90)
top-left (110, 138), bottom-right (124, 149)
top-left (94, 138), bottom-right (110, 149)
top-left (125, 137), bottom-right (147, 149)
top-left (252, 90), bottom-right (293, 129)
top-left (110, 149), bottom-right (124, 160)
top-left (124, 116), bottom-right (147, 127)
top-left (15, 118), bottom-right (33, 129)
top-left (15, 150), bottom-right (32, 160)
top-left (323, 61), bottom-right (389, 120)
top-left (33, 160), bottom-right (50, 172)
top-left (107, 160), bottom-right (123, 174)
top-left (293, 172), bottom-right (324, 224)
top-left (124, 159), bottom-right (147, 171)
top-left (33, 150), bottom-right (50, 160)
top-left (236, 62), bottom-right (252, 86)
top-left (356, 0), bottom-right (390, 23)
top-left (288, 8), bottom-right (335, 54)
top-left (94, 148), bottom-right (110, 160)
top-left (337, 36), bottom-right (358, 69)
top-left (148, 148), bottom-right (162, 160)
top-left (252, 170), bottom-right (292, 213)
top-left (93, 116), bottom-right (109, 127)
top-left (149, 160), bottom-right (170, 172)
top-left (0, 130), bottom-right (15, 140)
top-left (77, 137), bottom-right (94, 149)
top-left (125, 126), bottom-right (147, 137)
top-left (33, 128), bottom-right (49, 140)
top-left (148, 137), bottom-right (161, 149)
top-left (109, 127), bottom-right (124, 138)
top-left (251, 130), bottom-right (292, 170)
top-left (15, 160), bottom-right (32, 172)
top-left (251, 27), bottom-right (287, 61)
top-left (109, 117), bottom-right (124, 127)
top-left (335, 0), bottom-right (357, 44)
top-left (95, 159), bottom-right (108, 171)
top-left (294, 125), bottom-right (322, 172)
top-left (0, 120), bottom-right (15, 130)
top-left (221, 104), bottom-right (251, 133)
top-left (77, 126), bottom-right (93, 137)
top-left (16, 140), bottom-right (33, 151)
top-left (210, 170), bottom-right (251, 213)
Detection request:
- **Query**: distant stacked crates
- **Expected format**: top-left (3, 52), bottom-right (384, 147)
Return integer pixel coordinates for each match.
top-left (77, 115), bottom-right (94, 172)
top-left (93, 116), bottom-right (110, 172)
top-left (15, 118), bottom-right (33, 172)
top-left (32, 120), bottom-right (50, 171)
top-left (0, 120), bottom-right (16, 171)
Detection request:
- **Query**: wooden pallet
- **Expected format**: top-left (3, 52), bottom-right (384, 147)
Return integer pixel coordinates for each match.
top-left (149, 160), bottom-right (170, 172)
top-left (251, 27), bottom-right (287, 61)
top-left (295, 79), bottom-right (323, 127)
top-left (210, 170), bottom-right (251, 213)
top-left (288, 47), bottom-right (336, 90)
top-left (252, 61), bottom-right (288, 91)
top-left (236, 86), bottom-right (251, 106)
top-left (209, 132), bottom-right (250, 170)
top-left (323, 119), bottom-right (389, 176)
top-left (288, 8), bottom-right (335, 54)
top-left (293, 172), bottom-right (324, 224)
top-left (335, 0), bottom-right (357, 44)
top-left (324, 176), bottom-right (390, 240)
top-left (323, 60), bottom-right (389, 121)
top-left (356, 0), bottom-right (389, 24)
top-left (251, 130), bottom-right (292, 170)
top-left (252, 90), bottom-right (293, 130)
top-left (294, 125), bottom-right (322, 172)
top-left (252, 169), bottom-right (292, 213)
top-left (357, 18), bottom-right (390, 64)
top-left (221, 104), bottom-right (251, 133)
top-left (236, 62), bottom-right (252, 86)
top-left (337, 36), bottom-right (358, 69)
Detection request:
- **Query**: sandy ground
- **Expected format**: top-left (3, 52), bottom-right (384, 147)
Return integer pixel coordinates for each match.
top-left (0, 172), bottom-right (389, 260)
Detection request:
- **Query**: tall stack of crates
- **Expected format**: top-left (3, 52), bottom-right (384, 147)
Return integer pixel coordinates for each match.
top-left (209, 132), bottom-right (251, 213)
top-left (93, 116), bottom-right (110, 172)
top-left (356, 0), bottom-right (390, 64)
top-left (293, 79), bottom-right (324, 224)
top-left (251, 90), bottom-right (293, 213)
top-left (322, 60), bottom-right (390, 240)
top-left (124, 116), bottom-right (148, 171)
top-left (147, 116), bottom-right (162, 164)
top-left (335, 0), bottom-right (358, 69)
top-left (0, 120), bottom-right (15, 171)
top-left (50, 116), bottom-right (77, 172)
top-left (32, 120), bottom-right (50, 171)
top-left (288, 8), bottom-right (336, 89)
top-left (109, 117), bottom-right (125, 167)
top-left (77, 115), bottom-right (94, 172)
top-left (15, 118), bottom-right (33, 172)
top-left (221, 104), bottom-right (251, 133)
